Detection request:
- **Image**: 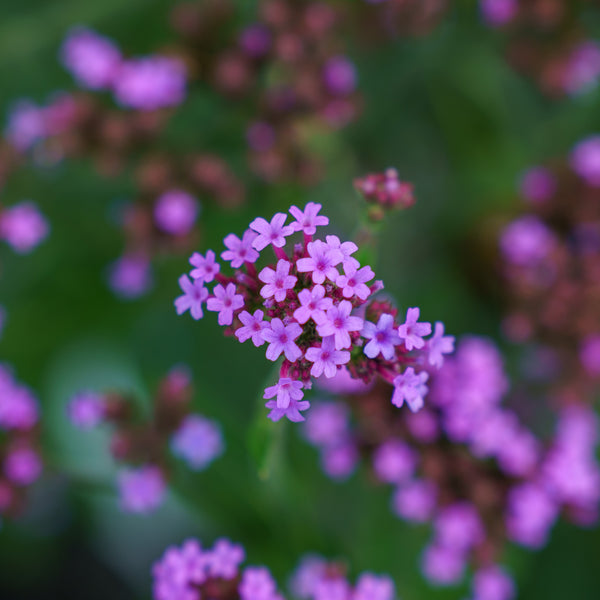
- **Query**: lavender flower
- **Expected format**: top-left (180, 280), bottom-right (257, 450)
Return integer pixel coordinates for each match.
top-left (118, 465), bottom-right (166, 514)
top-left (171, 415), bottom-right (224, 470)
top-left (362, 314), bottom-right (401, 360)
top-left (500, 216), bottom-right (555, 266)
top-left (67, 391), bottom-right (105, 429)
top-left (108, 254), bottom-right (153, 299)
top-left (397, 307), bottom-right (432, 351)
top-left (0, 201), bottom-right (49, 254)
top-left (154, 190), bottom-right (200, 236)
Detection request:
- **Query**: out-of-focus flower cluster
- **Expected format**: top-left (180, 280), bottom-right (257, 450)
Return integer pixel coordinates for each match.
top-left (499, 135), bottom-right (600, 403)
top-left (302, 336), bottom-right (600, 597)
top-left (175, 199), bottom-right (453, 422)
top-left (67, 365), bottom-right (223, 514)
top-left (0, 364), bottom-right (43, 523)
top-left (152, 537), bottom-right (396, 600)
top-left (479, 0), bottom-right (600, 96)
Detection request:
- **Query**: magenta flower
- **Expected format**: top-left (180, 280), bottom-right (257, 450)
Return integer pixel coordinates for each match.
top-left (289, 202), bottom-right (329, 235)
top-left (519, 167), bottom-right (556, 204)
top-left (170, 415), bottom-right (223, 470)
top-left (421, 543), bottom-right (466, 586)
top-left (362, 313), bottom-right (401, 360)
top-left (317, 300), bottom-right (363, 350)
top-left (336, 265), bottom-right (375, 300)
top-left (4, 101), bottom-right (46, 151)
top-left (108, 253), bottom-right (153, 299)
top-left (153, 189), bottom-right (199, 236)
top-left (264, 377), bottom-right (304, 409)
top-left (297, 240), bottom-right (343, 284)
top-left (480, 0), bottom-right (517, 27)
top-left (398, 307), bottom-right (432, 351)
top-left (221, 230), bottom-right (259, 268)
top-left (239, 567), bottom-right (278, 600)
top-left (0, 201), bottom-right (49, 254)
top-left (392, 367), bottom-right (429, 412)
top-left (67, 391), bottom-right (105, 429)
top-left (61, 27), bottom-right (121, 89)
top-left (472, 565), bottom-right (516, 600)
top-left (207, 538), bottom-right (245, 579)
top-left (571, 136), bottom-right (600, 187)
top-left (117, 465), bottom-right (166, 514)
top-left (393, 480), bottom-right (437, 523)
top-left (236, 310), bottom-right (269, 346)
top-left (175, 275), bottom-right (209, 320)
top-left (306, 336), bottom-right (350, 378)
top-left (239, 24), bottom-right (272, 57)
top-left (325, 235), bottom-right (359, 270)
top-left (249, 212), bottom-right (294, 250)
top-left (500, 216), bottom-right (555, 266)
top-left (190, 250), bottom-right (220, 283)
top-left (434, 503), bottom-right (485, 551)
top-left (304, 401), bottom-right (350, 447)
top-left (354, 573), bottom-right (395, 600)
top-left (323, 56), bottom-right (357, 96)
top-left (427, 322), bottom-right (455, 368)
top-left (4, 447), bottom-right (42, 486)
top-left (265, 396), bottom-right (310, 422)
top-left (262, 318), bottom-right (303, 361)
top-left (293, 285), bottom-right (333, 324)
top-left (206, 283), bottom-right (244, 326)
top-left (373, 439), bottom-right (416, 484)
top-left (322, 442), bottom-right (358, 480)
top-left (259, 259), bottom-right (297, 302)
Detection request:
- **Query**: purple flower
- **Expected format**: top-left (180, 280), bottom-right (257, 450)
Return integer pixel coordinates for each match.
top-left (427, 322), bottom-right (455, 368)
top-left (0, 201), bottom-right (49, 254)
top-left (221, 230), bottom-right (260, 267)
top-left (239, 567), bottom-right (278, 600)
top-left (175, 275), bottom-right (209, 320)
top-left (249, 213), bottom-right (294, 251)
top-left (472, 565), bottom-right (516, 600)
top-left (206, 283), bottom-right (244, 326)
top-left (354, 573), bottom-right (395, 600)
top-left (238, 24), bottom-right (272, 58)
top-left (519, 167), bottom-right (556, 204)
top-left (265, 396), bottom-right (310, 422)
top-left (4, 447), bottom-right (42, 485)
top-left (305, 336), bottom-right (350, 378)
top-left (289, 555), bottom-right (327, 599)
top-left (373, 439), bottom-right (416, 484)
top-left (264, 378), bottom-right (304, 409)
top-left (393, 480), bottom-right (436, 523)
top-left (0, 376), bottom-right (39, 431)
top-left (434, 502), bottom-right (484, 551)
top-left (67, 391), bottom-right (105, 429)
top-left (304, 401), bottom-right (350, 448)
top-left (293, 285), bottom-right (333, 324)
top-left (362, 314), bottom-right (401, 360)
top-left (314, 578), bottom-right (351, 600)
top-left (322, 442), bottom-right (358, 480)
top-left (117, 465), bottom-right (166, 514)
top-left (571, 136), bottom-right (600, 186)
top-left (171, 415), bottom-right (223, 470)
top-left (325, 235), bottom-right (359, 271)
top-left (317, 300), bottom-right (363, 350)
top-left (421, 543), bottom-right (465, 586)
top-left (259, 259), bottom-right (297, 302)
top-left (113, 56), bottom-right (186, 110)
top-left (397, 307), bottom-right (432, 351)
top-left (108, 254), bottom-right (153, 299)
top-left (61, 27), bottom-right (121, 89)
top-left (207, 538), bottom-right (245, 579)
top-left (297, 240), bottom-right (343, 284)
top-left (189, 250), bottom-right (220, 283)
top-left (236, 310), bottom-right (269, 346)
top-left (392, 367), bottom-right (429, 412)
top-left (261, 318), bottom-right (303, 362)
top-left (4, 101), bottom-right (46, 151)
top-left (323, 56), bottom-right (357, 96)
top-left (336, 265), bottom-right (375, 301)
top-left (564, 41), bottom-right (600, 95)
top-left (289, 202), bottom-right (329, 235)
top-left (500, 216), bottom-right (555, 266)
top-left (154, 190), bottom-right (199, 236)
top-left (480, 0), bottom-right (517, 27)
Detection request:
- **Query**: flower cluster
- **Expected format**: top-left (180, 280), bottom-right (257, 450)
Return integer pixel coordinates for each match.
top-left (0, 364), bottom-right (43, 522)
top-left (354, 168), bottom-right (415, 221)
top-left (152, 537), bottom-right (397, 600)
top-left (175, 202), bottom-right (452, 422)
top-left (67, 366), bottom-right (223, 514)
top-left (302, 337), bottom-right (600, 597)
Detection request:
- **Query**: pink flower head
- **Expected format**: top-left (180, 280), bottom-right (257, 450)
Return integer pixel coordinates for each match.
top-left (175, 275), bottom-right (209, 320)
top-left (221, 230), bottom-right (259, 267)
top-left (264, 377), bottom-right (304, 409)
top-left (154, 190), bottom-right (199, 236)
top-left (472, 565), bottom-right (516, 600)
top-left (67, 391), bottom-right (105, 429)
top-left (236, 310), bottom-right (269, 346)
top-left (362, 313), bottom-right (401, 360)
top-left (297, 240), bottom-right (343, 284)
top-left (249, 212), bottom-right (294, 251)
top-left (239, 24), bottom-right (272, 58)
top-left (4, 446), bottom-right (42, 486)
top-left (259, 259), bottom-right (297, 302)
top-left (317, 300), bottom-right (364, 350)
top-left (113, 56), bottom-right (186, 110)
top-left (519, 167), bottom-right (556, 204)
top-left (5, 101), bottom-right (46, 151)
top-left (421, 543), bottom-right (466, 586)
top-left (0, 201), bottom-right (49, 254)
top-left (206, 283), bottom-right (244, 326)
top-left (190, 250), bottom-right (220, 283)
top-left (392, 367), bottom-right (429, 412)
top-left (304, 401), bottom-right (350, 447)
top-left (170, 415), bottom-right (223, 470)
top-left (398, 307), bottom-right (432, 351)
top-left (207, 538), bottom-right (245, 579)
top-left (61, 27), bottom-right (121, 89)
top-left (239, 566), bottom-right (278, 600)
top-left (108, 254), bottom-right (153, 299)
top-left (0, 381), bottom-right (39, 431)
top-left (325, 235), bottom-right (359, 271)
top-left (336, 265), bottom-right (375, 301)
top-left (393, 479), bottom-right (437, 523)
top-left (262, 318), bottom-right (303, 362)
top-left (480, 0), bottom-right (517, 27)
top-left (305, 335), bottom-right (351, 378)
top-left (571, 136), bottom-right (600, 187)
top-left (265, 396), bottom-right (310, 422)
top-left (434, 502), bottom-right (485, 551)
top-left (118, 465), bottom-right (166, 514)
top-left (289, 202), bottom-right (329, 235)
top-left (323, 56), bottom-right (357, 96)
top-left (354, 573), bottom-right (395, 600)
top-left (294, 285), bottom-right (333, 324)
top-left (373, 439), bottom-right (416, 484)
top-left (500, 216), bottom-right (555, 266)
top-left (427, 322), bottom-right (455, 369)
